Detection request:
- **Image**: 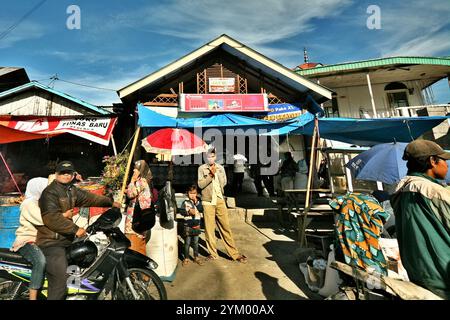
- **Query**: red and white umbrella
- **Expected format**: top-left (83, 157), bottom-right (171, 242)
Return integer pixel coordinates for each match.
top-left (141, 128), bottom-right (208, 156)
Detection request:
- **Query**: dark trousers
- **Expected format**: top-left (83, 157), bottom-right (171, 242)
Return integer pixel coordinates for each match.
top-left (184, 235), bottom-right (200, 259)
top-left (232, 173), bottom-right (244, 194)
top-left (40, 246), bottom-right (68, 300)
top-left (255, 175), bottom-right (274, 196)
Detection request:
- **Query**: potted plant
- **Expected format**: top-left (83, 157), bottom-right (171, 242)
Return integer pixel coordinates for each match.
top-left (101, 151), bottom-right (129, 201)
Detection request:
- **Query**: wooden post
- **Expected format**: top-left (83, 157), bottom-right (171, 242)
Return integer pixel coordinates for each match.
top-left (366, 73), bottom-right (377, 118)
top-left (168, 154), bottom-right (174, 181)
top-left (110, 134), bottom-right (118, 156)
top-left (343, 153), bottom-right (353, 192)
top-left (118, 126), bottom-right (141, 204)
top-left (0, 151), bottom-right (22, 196)
top-left (299, 117), bottom-right (318, 247)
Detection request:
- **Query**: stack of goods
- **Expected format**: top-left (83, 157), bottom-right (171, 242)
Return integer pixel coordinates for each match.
top-left (75, 180), bottom-right (108, 218)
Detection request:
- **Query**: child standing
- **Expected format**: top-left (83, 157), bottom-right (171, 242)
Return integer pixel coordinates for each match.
top-left (181, 185), bottom-right (204, 266)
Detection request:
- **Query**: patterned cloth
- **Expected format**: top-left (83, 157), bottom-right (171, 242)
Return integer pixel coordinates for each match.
top-left (329, 192), bottom-right (390, 275)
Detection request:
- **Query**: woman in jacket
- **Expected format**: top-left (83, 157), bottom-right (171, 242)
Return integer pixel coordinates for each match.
top-left (11, 177), bottom-right (72, 300)
top-left (11, 178), bottom-right (48, 300)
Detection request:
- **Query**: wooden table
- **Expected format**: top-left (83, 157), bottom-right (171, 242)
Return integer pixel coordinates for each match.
top-left (278, 189), bottom-right (334, 245)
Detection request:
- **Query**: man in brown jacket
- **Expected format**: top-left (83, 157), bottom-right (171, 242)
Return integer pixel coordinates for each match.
top-left (198, 148), bottom-right (247, 263)
top-left (38, 160), bottom-right (119, 300)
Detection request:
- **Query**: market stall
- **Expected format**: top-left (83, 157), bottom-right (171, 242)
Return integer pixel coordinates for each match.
top-left (0, 115), bottom-right (118, 248)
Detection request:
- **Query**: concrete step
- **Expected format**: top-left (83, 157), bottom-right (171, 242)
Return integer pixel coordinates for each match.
top-left (227, 207), bottom-right (246, 221)
top-left (246, 208), bottom-right (279, 223)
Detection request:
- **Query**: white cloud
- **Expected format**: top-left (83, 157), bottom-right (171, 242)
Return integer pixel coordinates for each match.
top-left (41, 49), bottom-right (181, 65)
top-left (384, 31), bottom-right (450, 57)
top-left (378, 1), bottom-right (450, 56)
top-left (0, 21), bottom-right (45, 49)
top-left (107, 0), bottom-right (353, 46)
top-left (28, 65), bottom-right (153, 106)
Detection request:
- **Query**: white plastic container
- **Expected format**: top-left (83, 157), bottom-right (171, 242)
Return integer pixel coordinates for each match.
top-left (146, 214), bottom-right (178, 281)
top-left (318, 244), bottom-right (342, 297)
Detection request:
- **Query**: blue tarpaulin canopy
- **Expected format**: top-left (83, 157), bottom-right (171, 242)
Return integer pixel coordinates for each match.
top-left (137, 104), bottom-right (181, 128)
top-left (138, 104), bottom-right (288, 132)
top-left (273, 115), bottom-right (449, 147)
top-left (303, 116), bottom-right (449, 146)
top-left (138, 104), bottom-right (448, 147)
top-left (180, 112), bottom-right (279, 129)
top-left (265, 111), bottom-right (315, 136)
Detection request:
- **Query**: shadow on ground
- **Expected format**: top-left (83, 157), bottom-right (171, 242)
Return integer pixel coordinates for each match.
top-left (263, 240), bottom-right (323, 300)
top-left (254, 271), bottom-right (306, 300)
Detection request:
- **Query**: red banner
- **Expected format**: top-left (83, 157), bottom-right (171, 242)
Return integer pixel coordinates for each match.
top-left (0, 117), bottom-right (117, 145)
top-left (179, 94), bottom-right (268, 112)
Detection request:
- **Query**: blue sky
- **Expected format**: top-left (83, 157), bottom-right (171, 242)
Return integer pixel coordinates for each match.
top-left (1, 0), bottom-right (449, 105)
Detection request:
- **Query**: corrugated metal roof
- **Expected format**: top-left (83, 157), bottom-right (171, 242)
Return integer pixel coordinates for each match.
top-left (0, 81), bottom-right (111, 115)
top-left (296, 56), bottom-right (450, 76)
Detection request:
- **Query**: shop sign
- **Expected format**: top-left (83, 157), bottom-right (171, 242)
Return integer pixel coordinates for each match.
top-left (1, 117), bottom-right (117, 146)
top-left (179, 94), bottom-right (268, 112)
top-left (208, 77), bottom-right (235, 93)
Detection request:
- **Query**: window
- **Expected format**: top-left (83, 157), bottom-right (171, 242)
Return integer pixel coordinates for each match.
top-left (385, 82), bottom-right (409, 109)
top-left (324, 93), bottom-right (340, 117)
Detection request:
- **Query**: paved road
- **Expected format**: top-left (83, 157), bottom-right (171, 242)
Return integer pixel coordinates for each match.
top-left (165, 212), bottom-right (321, 300)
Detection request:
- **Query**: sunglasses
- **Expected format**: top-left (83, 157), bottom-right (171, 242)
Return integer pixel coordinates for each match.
top-left (59, 171), bottom-right (75, 176)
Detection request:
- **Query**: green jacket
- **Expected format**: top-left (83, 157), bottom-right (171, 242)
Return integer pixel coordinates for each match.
top-left (390, 173), bottom-right (450, 299)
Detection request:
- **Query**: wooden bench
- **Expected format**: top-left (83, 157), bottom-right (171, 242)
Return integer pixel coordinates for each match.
top-left (331, 261), bottom-right (443, 300)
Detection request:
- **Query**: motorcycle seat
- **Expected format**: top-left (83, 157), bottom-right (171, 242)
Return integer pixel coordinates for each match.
top-left (0, 248), bottom-right (32, 267)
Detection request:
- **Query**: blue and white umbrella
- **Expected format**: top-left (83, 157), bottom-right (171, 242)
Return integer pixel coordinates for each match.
top-left (346, 142), bottom-right (450, 185)
top-left (345, 142), bottom-right (408, 185)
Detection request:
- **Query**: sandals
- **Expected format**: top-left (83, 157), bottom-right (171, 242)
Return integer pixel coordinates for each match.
top-left (193, 257), bottom-right (204, 266)
top-left (206, 255), bottom-right (218, 261)
top-left (235, 255), bottom-right (248, 264)
top-left (182, 259), bottom-right (190, 266)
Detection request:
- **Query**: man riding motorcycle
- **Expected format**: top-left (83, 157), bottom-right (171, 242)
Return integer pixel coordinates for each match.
top-left (37, 160), bottom-right (120, 300)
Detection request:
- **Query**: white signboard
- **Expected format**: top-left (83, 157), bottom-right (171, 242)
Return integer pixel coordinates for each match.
top-left (208, 77), bottom-right (235, 93)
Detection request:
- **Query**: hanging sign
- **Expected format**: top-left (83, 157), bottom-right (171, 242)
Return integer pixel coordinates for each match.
top-left (0, 116), bottom-right (118, 145)
top-left (208, 78), bottom-right (235, 93)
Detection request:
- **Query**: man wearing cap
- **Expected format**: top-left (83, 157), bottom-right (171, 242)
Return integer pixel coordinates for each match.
top-left (37, 160), bottom-right (120, 300)
top-left (390, 140), bottom-right (450, 299)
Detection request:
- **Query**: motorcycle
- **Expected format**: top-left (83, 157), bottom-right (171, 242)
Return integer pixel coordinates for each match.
top-left (0, 207), bottom-right (167, 300)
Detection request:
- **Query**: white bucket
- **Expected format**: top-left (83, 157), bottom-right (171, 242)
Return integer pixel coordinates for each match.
top-left (318, 245), bottom-right (342, 297)
top-left (146, 214), bottom-right (178, 281)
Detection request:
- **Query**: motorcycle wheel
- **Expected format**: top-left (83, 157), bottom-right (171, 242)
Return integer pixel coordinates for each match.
top-left (116, 268), bottom-right (167, 300)
top-left (0, 280), bottom-right (28, 300)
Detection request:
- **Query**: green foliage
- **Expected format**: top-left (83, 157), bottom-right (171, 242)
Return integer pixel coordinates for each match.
top-left (101, 151), bottom-right (130, 192)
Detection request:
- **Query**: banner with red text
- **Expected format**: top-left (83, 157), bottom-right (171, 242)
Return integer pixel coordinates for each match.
top-left (0, 116), bottom-right (117, 145)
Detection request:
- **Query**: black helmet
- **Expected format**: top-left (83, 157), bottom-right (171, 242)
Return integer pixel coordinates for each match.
top-left (67, 240), bottom-right (98, 268)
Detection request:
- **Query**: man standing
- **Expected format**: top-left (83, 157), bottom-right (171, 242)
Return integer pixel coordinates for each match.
top-left (390, 140), bottom-right (450, 299)
top-left (198, 148), bottom-right (247, 263)
top-left (37, 160), bottom-right (119, 300)
top-left (232, 154), bottom-right (246, 195)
